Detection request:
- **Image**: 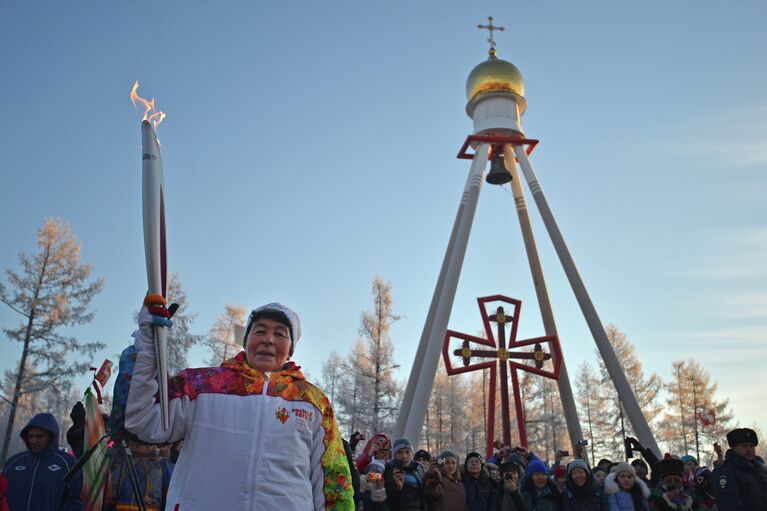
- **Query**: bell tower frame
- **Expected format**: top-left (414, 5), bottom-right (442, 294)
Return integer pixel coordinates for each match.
top-left (394, 23), bottom-right (661, 458)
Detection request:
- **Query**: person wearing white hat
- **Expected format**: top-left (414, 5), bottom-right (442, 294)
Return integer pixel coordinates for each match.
top-left (125, 301), bottom-right (353, 511)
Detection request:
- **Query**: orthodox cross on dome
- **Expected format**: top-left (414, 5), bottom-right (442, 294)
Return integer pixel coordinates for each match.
top-left (477, 16), bottom-right (505, 53)
top-left (442, 295), bottom-right (562, 456)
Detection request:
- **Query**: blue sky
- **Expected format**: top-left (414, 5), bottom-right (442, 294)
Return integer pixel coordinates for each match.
top-left (1, 1), bottom-right (765, 436)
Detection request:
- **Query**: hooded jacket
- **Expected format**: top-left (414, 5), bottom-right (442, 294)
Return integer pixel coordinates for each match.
top-left (124, 309), bottom-right (354, 511)
top-left (2, 413), bottom-right (83, 511)
top-left (603, 472), bottom-right (649, 511)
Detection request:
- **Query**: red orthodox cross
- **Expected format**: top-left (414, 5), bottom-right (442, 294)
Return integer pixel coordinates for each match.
top-left (442, 295), bottom-right (563, 457)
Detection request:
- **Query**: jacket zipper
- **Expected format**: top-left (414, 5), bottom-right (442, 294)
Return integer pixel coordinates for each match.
top-left (26, 456), bottom-right (40, 511)
top-left (252, 372), bottom-right (270, 511)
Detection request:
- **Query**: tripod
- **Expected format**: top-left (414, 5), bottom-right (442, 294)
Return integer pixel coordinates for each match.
top-left (66, 436), bottom-right (147, 511)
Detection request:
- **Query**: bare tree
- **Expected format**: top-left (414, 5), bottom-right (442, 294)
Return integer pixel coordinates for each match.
top-left (575, 361), bottom-right (612, 461)
top-left (594, 324), bottom-right (662, 460)
top-left (357, 276), bottom-right (402, 435)
top-left (205, 304), bottom-right (247, 365)
top-left (658, 358), bottom-right (733, 460)
top-left (320, 351), bottom-right (345, 407)
top-left (164, 274), bottom-right (203, 374)
top-left (0, 218), bottom-right (104, 462)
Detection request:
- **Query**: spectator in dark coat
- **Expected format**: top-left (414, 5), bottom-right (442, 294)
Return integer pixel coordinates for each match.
top-left (521, 459), bottom-right (563, 511)
top-left (498, 460), bottom-right (528, 511)
top-left (1, 413), bottom-right (83, 511)
top-left (384, 438), bottom-right (426, 511)
top-left (712, 428), bottom-right (767, 511)
top-left (462, 452), bottom-right (497, 511)
top-left (563, 459), bottom-right (606, 511)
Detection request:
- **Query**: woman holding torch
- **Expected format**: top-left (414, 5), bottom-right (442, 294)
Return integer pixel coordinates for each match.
top-left (124, 302), bottom-right (354, 511)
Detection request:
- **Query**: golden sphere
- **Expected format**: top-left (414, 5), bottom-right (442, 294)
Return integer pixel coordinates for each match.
top-left (466, 51), bottom-right (525, 102)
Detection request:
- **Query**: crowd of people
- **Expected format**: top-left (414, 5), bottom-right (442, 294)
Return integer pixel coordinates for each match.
top-left (0, 301), bottom-right (765, 510)
top-left (344, 427), bottom-right (765, 511)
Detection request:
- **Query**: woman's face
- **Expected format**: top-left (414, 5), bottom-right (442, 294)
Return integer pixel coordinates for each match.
top-left (633, 463), bottom-right (648, 478)
top-left (532, 472), bottom-right (548, 488)
top-left (684, 461), bottom-right (697, 474)
top-left (373, 447), bottom-right (391, 460)
top-left (571, 467), bottom-right (587, 487)
top-left (617, 471), bottom-right (635, 490)
top-left (441, 457), bottom-right (458, 477)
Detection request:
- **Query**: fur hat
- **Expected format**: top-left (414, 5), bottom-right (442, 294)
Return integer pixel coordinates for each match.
top-left (604, 471), bottom-right (651, 499)
top-left (654, 458), bottom-right (684, 479)
top-left (610, 462), bottom-right (635, 477)
top-left (243, 303), bottom-right (302, 353)
top-left (727, 428), bottom-right (759, 447)
top-left (391, 438), bottom-right (413, 458)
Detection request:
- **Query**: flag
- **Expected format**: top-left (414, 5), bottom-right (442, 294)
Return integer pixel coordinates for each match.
top-left (81, 388), bottom-right (110, 510)
top-left (696, 409), bottom-right (716, 427)
top-left (94, 360), bottom-right (113, 389)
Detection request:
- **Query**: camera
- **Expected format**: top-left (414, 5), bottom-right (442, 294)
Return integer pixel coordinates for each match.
top-left (577, 439), bottom-right (589, 447)
top-left (436, 458), bottom-right (445, 465)
top-left (368, 472), bottom-right (383, 482)
top-left (556, 450), bottom-right (569, 457)
top-left (503, 472), bottom-right (516, 481)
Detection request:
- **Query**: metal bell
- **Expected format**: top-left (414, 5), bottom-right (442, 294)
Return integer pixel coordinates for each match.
top-left (486, 154), bottom-right (512, 185)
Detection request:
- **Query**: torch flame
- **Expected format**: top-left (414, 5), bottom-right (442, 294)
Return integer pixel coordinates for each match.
top-left (130, 80), bottom-right (166, 130)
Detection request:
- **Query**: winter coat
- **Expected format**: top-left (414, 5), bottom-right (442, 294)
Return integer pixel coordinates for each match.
top-left (423, 468), bottom-right (467, 511)
top-left (103, 451), bottom-right (173, 511)
top-left (384, 460), bottom-right (426, 511)
top-left (463, 472), bottom-right (498, 511)
top-left (603, 472), bottom-right (649, 511)
top-left (360, 473), bottom-right (390, 511)
top-left (563, 471), bottom-right (607, 511)
top-left (711, 450), bottom-right (767, 511)
top-left (521, 477), bottom-right (563, 511)
top-left (1, 413), bottom-right (83, 511)
top-left (648, 484), bottom-right (706, 511)
top-left (498, 482), bottom-right (529, 511)
top-left (124, 308), bottom-right (354, 511)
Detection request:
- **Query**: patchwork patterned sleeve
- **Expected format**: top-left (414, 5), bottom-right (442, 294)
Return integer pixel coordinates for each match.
top-left (308, 389), bottom-right (354, 511)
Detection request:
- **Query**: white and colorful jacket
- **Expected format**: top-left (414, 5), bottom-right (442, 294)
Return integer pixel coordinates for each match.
top-left (125, 313), bottom-right (354, 511)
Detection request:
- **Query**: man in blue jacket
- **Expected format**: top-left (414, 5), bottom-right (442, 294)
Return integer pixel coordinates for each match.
top-left (2, 413), bottom-right (83, 511)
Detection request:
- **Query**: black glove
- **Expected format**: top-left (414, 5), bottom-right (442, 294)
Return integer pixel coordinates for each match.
top-left (70, 401), bottom-right (86, 428)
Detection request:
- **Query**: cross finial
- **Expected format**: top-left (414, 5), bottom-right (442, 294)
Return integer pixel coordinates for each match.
top-left (477, 16), bottom-right (505, 55)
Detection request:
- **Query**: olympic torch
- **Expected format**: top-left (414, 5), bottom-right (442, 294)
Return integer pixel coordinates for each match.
top-left (141, 119), bottom-right (170, 431)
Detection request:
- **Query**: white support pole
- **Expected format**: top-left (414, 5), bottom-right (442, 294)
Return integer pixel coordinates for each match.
top-left (394, 200), bottom-right (465, 437)
top-left (402, 143), bottom-right (491, 446)
top-left (504, 146), bottom-right (585, 456)
top-left (511, 144), bottom-right (661, 456)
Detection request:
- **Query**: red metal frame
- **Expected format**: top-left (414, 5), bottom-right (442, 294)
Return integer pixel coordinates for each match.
top-left (457, 134), bottom-right (539, 160)
top-left (442, 295), bottom-right (562, 455)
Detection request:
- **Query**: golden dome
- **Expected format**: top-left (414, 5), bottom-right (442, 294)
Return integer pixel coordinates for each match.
top-left (466, 49), bottom-right (525, 102)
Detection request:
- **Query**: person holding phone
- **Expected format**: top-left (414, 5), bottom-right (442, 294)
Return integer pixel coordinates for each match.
top-left (423, 451), bottom-right (466, 511)
top-left (384, 438), bottom-right (426, 511)
top-left (498, 460), bottom-right (528, 511)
